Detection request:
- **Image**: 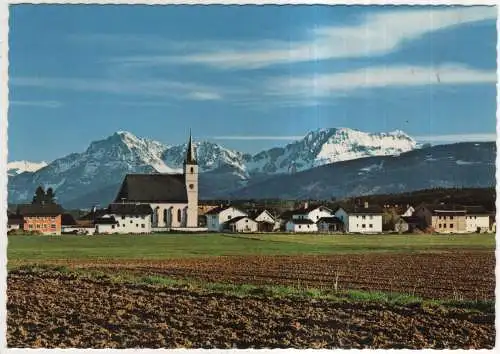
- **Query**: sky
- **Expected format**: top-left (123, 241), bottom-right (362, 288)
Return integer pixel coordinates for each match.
top-left (7, 4), bottom-right (497, 162)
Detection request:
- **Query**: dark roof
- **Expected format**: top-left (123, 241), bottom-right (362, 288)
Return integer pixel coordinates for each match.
top-left (463, 205), bottom-right (491, 215)
top-left (95, 216), bottom-right (118, 225)
top-left (340, 205), bottom-right (383, 214)
top-left (317, 217), bottom-right (343, 224)
top-left (108, 203), bottom-right (153, 215)
top-left (246, 209), bottom-right (275, 220)
top-left (278, 210), bottom-right (295, 220)
top-left (79, 208), bottom-right (108, 221)
top-left (61, 213), bottom-right (77, 226)
top-left (288, 219), bottom-right (315, 225)
top-left (17, 204), bottom-right (64, 217)
top-left (7, 215), bottom-right (22, 225)
top-left (114, 174), bottom-right (187, 203)
top-left (205, 206), bottom-right (230, 215)
top-left (400, 216), bottom-right (421, 224)
top-left (226, 216), bottom-right (253, 225)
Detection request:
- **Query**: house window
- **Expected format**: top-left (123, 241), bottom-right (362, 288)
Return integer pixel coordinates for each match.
top-left (307, 225), bottom-right (310, 228)
top-left (130, 220), bottom-right (133, 224)
top-left (112, 225), bottom-right (115, 229)
top-left (51, 224), bottom-right (56, 229)
top-left (439, 224), bottom-right (442, 228)
top-left (299, 225), bottom-right (302, 229)
top-left (474, 216), bottom-right (477, 219)
top-left (29, 224), bottom-right (33, 229)
top-left (141, 224), bottom-right (145, 228)
top-left (51, 217), bottom-right (56, 222)
top-left (370, 216), bottom-right (373, 220)
top-left (369, 224), bottom-right (373, 228)
top-left (43, 224), bottom-right (47, 228)
top-left (136, 224), bottom-right (139, 227)
top-left (362, 224), bottom-right (366, 228)
top-left (439, 216), bottom-right (442, 220)
top-left (177, 209), bottom-right (182, 222)
top-left (443, 224), bottom-right (447, 228)
top-left (362, 216), bottom-right (366, 220)
top-left (122, 224), bottom-right (125, 227)
top-left (450, 223), bottom-right (454, 228)
top-left (228, 215), bottom-right (231, 220)
top-left (36, 224), bottom-right (40, 229)
top-left (122, 216), bottom-right (125, 220)
top-left (450, 216), bottom-right (454, 220)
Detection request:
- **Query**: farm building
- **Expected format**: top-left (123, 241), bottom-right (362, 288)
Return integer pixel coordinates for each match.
top-left (334, 203), bottom-right (383, 234)
top-left (286, 219), bottom-right (318, 233)
top-left (205, 206), bottom-right (247, 232)
top-left (107, 203), bottom-right (154, 234)
top-left (464, 206), bottom-right (491, 233)
top-left (113, 132), bottom-right (198, 231)
top-left (223, 216), bottom-right (258, 233)
top-left (317, 217), bottom-right (344, 232)
top-left (95, 216), bottom-right (119, 234)
top-left (247, 209), bottom-right (279, 232)
top-left (17, 203), bottom-right (64, 235)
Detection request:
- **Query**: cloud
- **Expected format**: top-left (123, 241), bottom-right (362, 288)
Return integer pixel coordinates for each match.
top-left (265, 64), bottom-right (496, 98)
top-left (415, 133), bottom-right (496, 143)
top-left (10, 77), bottom-right (225, 102)
top-left (121, 7), bottom-right (495, 70)
top-left (10, 100), bottom-right (62, 108)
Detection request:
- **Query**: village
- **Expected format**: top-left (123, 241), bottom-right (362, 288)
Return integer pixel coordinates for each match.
top-left (6, 134), bottom-right (497, 236)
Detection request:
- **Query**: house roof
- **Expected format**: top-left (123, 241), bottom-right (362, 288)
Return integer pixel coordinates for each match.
top-left (278, 210), bottom-right (295, 221)
top-left (317, 216), bottom-right (343, 224)
top-left (225, 216), bottom-right (253, 225)
top-left (108, 203), bottom-right (153, 215)
top-left (463, 205), bottom-right (491, 215)
top-left (7, 215), bottom-right (22, 225)
top-left (400, 216), bottom-right (421, 224)
top-left (339, 205), bottom-right (383, 215)
top-left (288, 219), bottom-right (315, 225)
top-left (61, 213), bottom-right (77, 226)
top-left (246, 209), bottom-right (275, 220)
top-left (114, 173), bottom-right (188, 204)
top-left (205, 206), bottom-right (229, 215)
top-left (95, 216), bottom-right (118, 225)
top-left (17, 203), bottom-right (64, 217)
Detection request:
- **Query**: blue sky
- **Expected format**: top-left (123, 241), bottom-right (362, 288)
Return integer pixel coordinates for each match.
top-left (8, 5), bottom-right (497, 162)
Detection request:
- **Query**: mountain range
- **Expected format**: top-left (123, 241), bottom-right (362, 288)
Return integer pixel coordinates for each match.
top-left (7, 128), bottom-right (495, 209)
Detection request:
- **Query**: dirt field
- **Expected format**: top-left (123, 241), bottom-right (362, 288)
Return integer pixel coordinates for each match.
top-left (7, 269), bottom-right (495, 349)
top-left (37, 250), bottom-right (495, 300)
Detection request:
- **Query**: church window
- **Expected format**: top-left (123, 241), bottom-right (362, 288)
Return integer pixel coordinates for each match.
top-left (190, 167), bottom-right (194, 174)
top-left (164, 209), bottom-right (168, 222)
top-left (177, 209), bottom-right (182, 222)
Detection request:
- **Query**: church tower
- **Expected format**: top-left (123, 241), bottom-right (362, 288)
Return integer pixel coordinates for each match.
top-left (184, 130), bottom-right (198, 227)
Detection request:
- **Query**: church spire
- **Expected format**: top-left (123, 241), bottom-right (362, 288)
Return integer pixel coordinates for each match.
top-left (185, 129), bottom-right (197, 165)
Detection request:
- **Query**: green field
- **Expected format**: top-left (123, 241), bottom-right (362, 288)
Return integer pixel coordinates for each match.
top-left (7, 233), bottom-right (495, 261)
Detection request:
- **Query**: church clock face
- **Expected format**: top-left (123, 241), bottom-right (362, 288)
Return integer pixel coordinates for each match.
top-left (189, 184), bottom-right (194, 189)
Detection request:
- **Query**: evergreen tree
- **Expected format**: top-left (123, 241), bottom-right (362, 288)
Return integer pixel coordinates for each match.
top-left (45, 188), bottom-right (56, 204)
top-left (32, 186), bottom-right (46, 205)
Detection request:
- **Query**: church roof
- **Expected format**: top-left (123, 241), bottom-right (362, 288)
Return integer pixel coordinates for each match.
top-left (114, 174), bottom-right (188, 203)
top-left (185, 130), bottom-right (197, 165)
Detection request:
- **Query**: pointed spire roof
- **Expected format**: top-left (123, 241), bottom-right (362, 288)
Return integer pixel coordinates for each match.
top-left (185, 129), bottom-right (197, 165)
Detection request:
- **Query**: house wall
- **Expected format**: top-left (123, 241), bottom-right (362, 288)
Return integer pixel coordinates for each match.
top-left (465, 215), bottom-right (490, 233)
top-left (151, 203), bottom-right (188, 228)
top-left (207, 207), bottom-right (247, 231)
top-left (286, 221), bottom-right (318, 232)
top-left (431, 215), bottom-right (467, 233)
top-left (255, 211), bottom-right (279, 231)
top-left (394, 219), bottom-right (410, 233)
top-left (414, 207), bottom-right (432, 229)
top-left (7, 224), bottom-right (20, 231)
top-left (318, 222), bottom-right (342, 232)
top-left (401, 207), bottom-right (415, 217)
top-left (293, 207), bottom-right (332, 222)
top-left (334, 209), bottom-right (349, 228)
top-left (113, 214), bottom-right (152, 233)
top-left (62, 227), bottom-right (96, 235)
top-left (23, 215), bottom-right (62, 235)
top-left (95, 223), bottom-right (117, 234)
top-left (347, 215), bottom-right (383, 233)
top-left (233, 218), bottom-right (258, 232)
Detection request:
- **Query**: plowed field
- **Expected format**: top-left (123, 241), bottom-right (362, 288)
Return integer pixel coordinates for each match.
top-left (7, 269), bottom-right (495, 349)
top-left (36, 251), bottom-right (495, 300)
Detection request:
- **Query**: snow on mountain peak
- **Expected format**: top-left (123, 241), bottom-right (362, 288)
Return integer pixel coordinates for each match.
top-left (7, 160), bottom-right (48, 176)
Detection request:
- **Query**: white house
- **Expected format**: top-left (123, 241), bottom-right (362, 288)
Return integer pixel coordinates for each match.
top-left (205, 206), bottom-right (247, 232)
top-left (286, 219), bottom-right (318, 233)
top-left (225, 216), bottom-right (258, 233)
top-left (335, 203), bottom-right (383, 233)
top-left (113, 132), bottom-right (199, 231)
top-left (248, 209), bottom-right (279, 231)
top-left (95, 216), bottom-right (119, 234)
top-left (107, 203), bottom-right (153, 234)
top-left (464, 206), bottom-right (491, 233)
top-left (291, 204), bottom-right (333, 223)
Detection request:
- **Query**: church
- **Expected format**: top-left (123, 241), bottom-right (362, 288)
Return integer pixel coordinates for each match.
top-left (112, 132), bottom-right (199, 230)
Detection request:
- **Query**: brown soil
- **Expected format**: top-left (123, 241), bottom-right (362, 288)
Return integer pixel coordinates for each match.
top-left (7, 269), bottom-right (495, 349)
top-left (33, 251), bottom-right (495, 300)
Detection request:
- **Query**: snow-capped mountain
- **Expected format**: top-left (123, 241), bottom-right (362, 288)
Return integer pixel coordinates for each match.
top-left (8, 128), bottom-right (420, 208)
top-left (245, 128), bottom-right (417, 174)
top-left (7, 160), bottom-right (48, 176)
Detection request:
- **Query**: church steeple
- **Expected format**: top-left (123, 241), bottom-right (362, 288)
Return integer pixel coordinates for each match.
top-left (185, 129), bottom-right (197, 165)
